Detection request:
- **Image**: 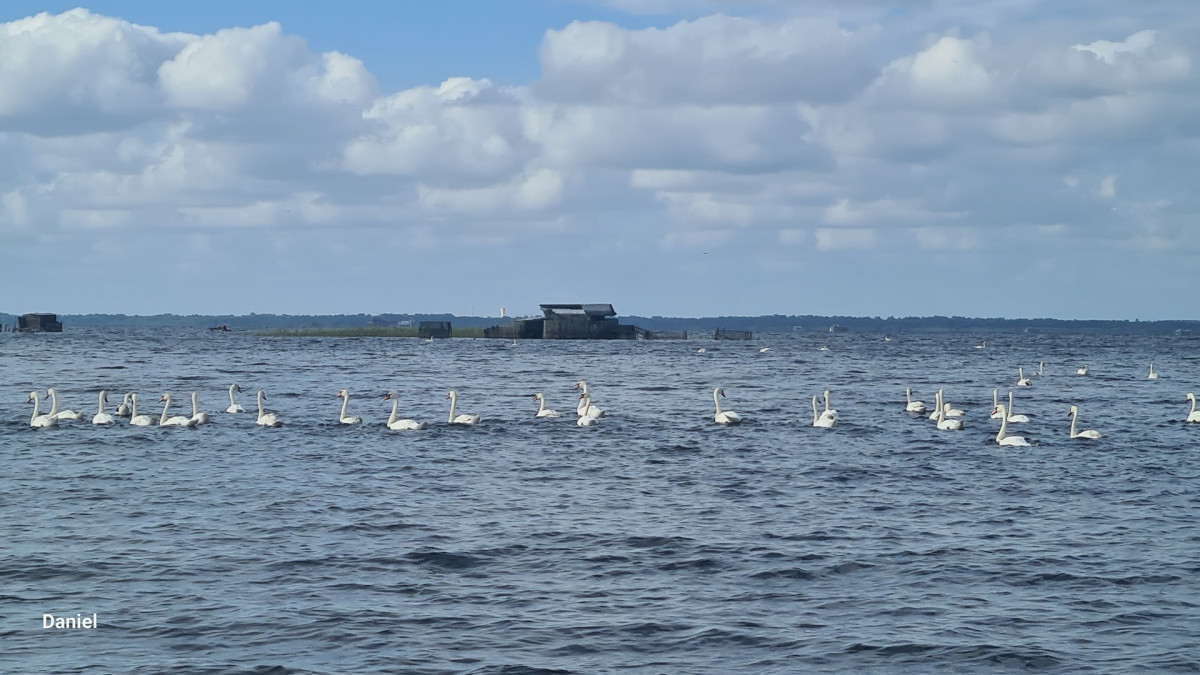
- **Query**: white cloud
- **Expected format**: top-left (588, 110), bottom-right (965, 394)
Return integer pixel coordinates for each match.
top-left (814, 227), bottom-right (876, 250)
top-left (1097, 174), bottom-right (1117, 198)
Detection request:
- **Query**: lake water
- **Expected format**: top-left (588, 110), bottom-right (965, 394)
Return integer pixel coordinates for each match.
top-left (2, 328), bottom-right (1198, 673)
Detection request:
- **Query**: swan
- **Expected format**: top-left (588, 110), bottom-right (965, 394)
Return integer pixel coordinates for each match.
top-left (712, 387), bottom-right (743, 425)
top-left (811, 396), bottom-right (836, 428)
top-left (92, 390), bottom-right (116, 425)
top-left (928, 389), bottom-right (962, 419)
top-left (189, 392), bottom-right (211, 424)
top-left (128, 393), bottom-right (155, 427)
top-left (115, 392), bottom-right (132, 417)
top-left (335, 389), bottom-right (363, 424)
top-left (157, 393), bottom-right (199, 427)
top-left (1032, 361), bottom-right (1044, 377)
top-left (226, 384), bottom-right (245, 413)
top-left (975, 340), bottom-right (986, 349)
top-left (820, 389), bottom-right (838, 421)
top-left (905, 387), bottom-right (926, 414)
top-left (759, 347), bottom-right (771, 353)
top-left (994, 405), bottom-right (1031, 446)
top-left (817, 346), bottom-right (830, 351)
top-left (1076, 365), bottom-right (1088, 376)
top-left (697, 347), bottom-right (706, 353)
top-left (1017, 367), bottom-right (1032, 387)
top-left (255, 390), bottom-right (282, 427)
top-left (1185, 393), bottom-right (1200, 423)
top-left (1147, 363), bottom-right (1159, 380)
top-left (46, 388), bottom-right (83, 421)
top-left (383, 392), bottom-right (426, 430)
top-left (27, 391), bottom-right (57, 428)
top-left (990, 389), bottom-right (1004, 419)
top-left (934, 390), bottom-right (964, 430)
top-left (533, 393), bottom-right (561, 418)
top-left (1004, 391), bottom-right (1030, 423)
top-left (1068, 405), bottom-right (1102, 439)
top-left (572, 381), bottom-right (605, 418)
top-left (445, 390), bottom-right (480, 425)
top-left (576, 393), bottom-right (599, 426)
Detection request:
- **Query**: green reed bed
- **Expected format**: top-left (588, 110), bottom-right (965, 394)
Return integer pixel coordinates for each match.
top-left (258, 326), bottom-right (486, 338)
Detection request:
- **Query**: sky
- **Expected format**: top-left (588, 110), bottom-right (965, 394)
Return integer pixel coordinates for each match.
top-left (1, 1), bottom-right (1197, 320)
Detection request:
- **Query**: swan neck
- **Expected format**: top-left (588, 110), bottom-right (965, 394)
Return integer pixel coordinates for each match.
top-left (448, 395), bottom-right (456, 422)
top-left (340, 393), bottom-right (350, 419)
top-left (389, 397), bottom-right (399, 425)
top-left (714, 389), bottom-right (723, 415)
top-left (48, 390), bottom-right (58, 416)
top-left (160, 396), bottom-right (171, 424)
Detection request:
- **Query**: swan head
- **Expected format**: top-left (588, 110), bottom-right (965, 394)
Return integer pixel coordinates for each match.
top-left (27, 391), bottom-right (37, 403)
top-left (572, 381), bottom-right (584, 391)
top-left (382, 392), bottom-right (396, 401)
top-left (158, 393), bottom-right (171, 403)
top-left (1068, 405), bottom-right (1078, 416)
top-left (715, 387), bottom-right (726, 398)
top-left (257, 390), bottom-right (266, 400)
top-left (446, 390), bottom-right (457, 400)
top-left (231, 384), bottom-right (243, 393)
top-left (336, 388), bottom-right (349, 399)
top-left (533, 393), bottom-right (544, 401)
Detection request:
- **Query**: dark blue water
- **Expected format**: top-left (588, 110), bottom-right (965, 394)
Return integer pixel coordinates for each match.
top-left (2, 328), bottom-right (1198, 673)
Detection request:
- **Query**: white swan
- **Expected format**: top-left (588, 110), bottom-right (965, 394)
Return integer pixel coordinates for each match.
top-left (994, 405), bottom-right (1031, 446)
top-left (990, 389), bottom-right (1004, 419)
top-left (383, 392), bottom-right (426, 430)
top-left (533, 393), bottom-right (561, 418)
top-left (115, 392), bottom-right (132, 417)
top-left (934, 390), bottom-right (963, 431)
top-left (157, 393), bottom-right (199, 427)
top-left (226, 384), bottom-right (245, 413)
top-left (929, 389), bottom-right (962, 419)
top-left (572, 381), bottom-right (605, 418)
top-left (712, 387), bottom-right (743, 425)
top-left (1076, 364), bottom-right (1088, 376)
top-left (811, 396), bottom-right (836, 428)
top-left (697, 347), bottom-right (706, 353)
top-left (759, 347), bottom-right (771, 353)
top-left (1068, 405), bottom-right (1102, 439)
top-left (46, 388), bottom-right (83, 421)
top-left (1147, 363), bottom-right (1159, 380)
top-left (1017, 367), bottom-right (1032, 387)
top-left (975, 340), bottom-right (986, 349)
top-left (92, 390), bottom-right (116, 425)
top-left (445, 390), bottom-right (480, 425)
top-left (256, 390), bottom-right (282, 427)
top-left (1185, 393), bottom-right (1200, 423)
top-left (189, 392), bottom-right (211, 424)
top-left (905, 387), bottom-right (926, 414)
top-left (27, 391), bottom-right (57, 428)
top-left (1004, 391), bottom-right (1030, 423)
top-left (820, 389), bottom-right (838, 421)
top-left (335, 388), bottom-right (363, 424)
top-left (128, 393), bottom-right (154, 426)
top-left (576, 393), bottom-right (599, 426)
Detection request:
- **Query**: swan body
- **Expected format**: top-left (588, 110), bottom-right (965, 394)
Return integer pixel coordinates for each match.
top-left (46, 389), bottom-right (83, 421)
top-left (994, 405), bottom-right (1031, 446)
top-left (1017, 367), bottom-right (1032, 387)
top-left (819, 389), bottom-right (838, 422)
top-left (226, 384), bottom-right (245, 413)
top-left (533, 393), bottom-right (561, 418)
top-left (158, 394), bottom-right (199, 427)
top-left (1185, 393), bottom-right (1200, 423)
top-left (934, 390), bottom-right (963, 431)
top-left (336, 389), bottom-right (363, 424)
top-left (1068, 405), bottom-right (1102, 439)
top-left (697, 347), bottom-right (706, 353)
top-left (759, 347), bottom-right (771, 353)
top-left (255, 390), bottom-right (282, 427)
top-left (811, 396), bottom-right (836, 428)
top-left (383, 392), bottom-right (426, 430)
top-left (1147, 363), bottom-right (1159, 380)
top-left (712, 387), bottom-right (743, 425)
top-left (905, 387), bottom-right (926, 413)
top-left (189, 392), bottom-right (211, 424)
top-left (115, 393), bottom-right (132, 417)
top-left (128, 393), bottom-right (154, 426)
top-left (92, 390), bottom-right (116, 425)
top-left (1004, 391), bottom-right (1029, 423)
top-left (576, 393), bottom-right (599, 426)
top-left (1076, 365), bottom-right (1088, 376)
top-left (445, 390), bottom-right (480, 425)
top-left (975, 341), bottom-right (986, 349)
top-left (28, 391), bottom-right (57, 428)
top-left (572, 381), bottom-right (604, 418)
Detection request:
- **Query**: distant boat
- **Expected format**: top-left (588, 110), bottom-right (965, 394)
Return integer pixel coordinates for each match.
top-left (209, 324), bottom-right (230, 332)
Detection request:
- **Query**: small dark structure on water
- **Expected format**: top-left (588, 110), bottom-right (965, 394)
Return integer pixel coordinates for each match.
top-left (18, 313), bottom-right (63, 332)
top-left (485, 304), bottom-right (648, 340)
top-left (418, 321), bottom-right (452, 339)
top-left (714, 327), bottom-right (753, 340)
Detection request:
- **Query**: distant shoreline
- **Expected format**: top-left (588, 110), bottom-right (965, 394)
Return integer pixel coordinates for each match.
top-left (2, 312), bottom-right (1197, 336)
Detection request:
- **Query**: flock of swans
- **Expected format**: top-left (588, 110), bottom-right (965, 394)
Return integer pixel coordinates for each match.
top-left (19, 355), bottom-right (1200, 442)
top-left (21, 381), bottom-right (612, 430)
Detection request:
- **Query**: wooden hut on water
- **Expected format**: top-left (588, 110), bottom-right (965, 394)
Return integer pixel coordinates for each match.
top-left (17, 313), bottom-right (63, 332)
top-left (485, 304), bottom-right (647, 340)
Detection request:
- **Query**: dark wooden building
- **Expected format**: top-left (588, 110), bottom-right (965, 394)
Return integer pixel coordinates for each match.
top-left (18, 313), bottom-right (63, 332)
top-left (484, 304), bottom-right (647, 340)
top-left (418, 321), bottom-right (452, 339)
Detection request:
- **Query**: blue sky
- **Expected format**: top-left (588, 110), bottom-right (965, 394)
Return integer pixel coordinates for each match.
top-left (1, 1), bottom-right (1197, 320)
